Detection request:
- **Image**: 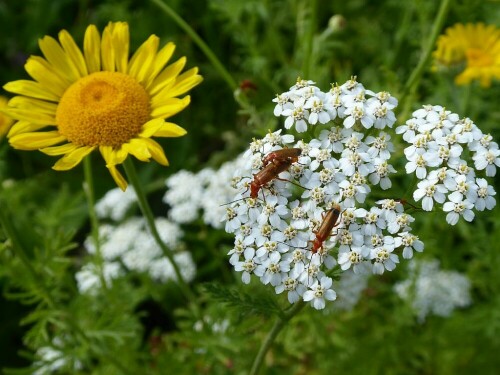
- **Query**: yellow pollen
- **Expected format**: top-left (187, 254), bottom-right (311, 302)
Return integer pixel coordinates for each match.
top-left (56, 71), bottom-right (151, 147)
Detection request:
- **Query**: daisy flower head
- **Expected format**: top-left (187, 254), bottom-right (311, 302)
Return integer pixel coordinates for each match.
top-left (433, 23), bottom-right (500, 87)
top-left (0, 96), bottom-right (14, 138)
top-left (4, 22), bottom-right (202, 190)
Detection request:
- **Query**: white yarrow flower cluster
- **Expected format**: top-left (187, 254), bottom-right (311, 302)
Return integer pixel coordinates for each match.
top-left (76, 217), bottom-right (196, 294)
top-left (164, 156), bottom-right (247, 228)
top-left (394, 259), bottom-right (472, 322)
top-left (273, 76), bottom-right (398, 133)
top-left (225, 119), bottom-right (421, 309)
top-left (95, 187), bottom-right (137, 221)
top-left (33, 337), bottom-right (82, 375)
top-left (399, 105), bottom-right (498, 225)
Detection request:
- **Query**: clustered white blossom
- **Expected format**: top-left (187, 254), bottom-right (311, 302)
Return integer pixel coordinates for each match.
top-left (33, 337), bottom-right (82, 375)
top-left (394, 259), bottom-right (472, 322)
top-left (224, 77), bottom-right (426, 310)
top-left (95, 187), bottom-right (137, 221)
top-left (164, 157), bottom-right (246, 228)
top-left (76, 217), bottom-right (196, 294)
top-left (398, 105), bottom-right (498, 225)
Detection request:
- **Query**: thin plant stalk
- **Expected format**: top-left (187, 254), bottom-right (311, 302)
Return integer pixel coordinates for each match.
top-left (122, 159), bottom-right (200, 312)
top-left (249, 301), bottom-right (306, 375)
top-left (83, 156), bottom-right (109, 291)
top-left (150, 0), bottom-right (238, 92)
top-left (399, 0), bottom-right (453, 117)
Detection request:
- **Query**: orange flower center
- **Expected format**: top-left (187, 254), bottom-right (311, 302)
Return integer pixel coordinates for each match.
top-left (466, 48), bottom-right (494, 68)
top-left (56, 71), bottom-right (150, 147)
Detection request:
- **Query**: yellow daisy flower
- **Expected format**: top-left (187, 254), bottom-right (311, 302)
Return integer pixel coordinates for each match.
top-left (4, 22), bottom-right (202, 190)
top-left (0, 96), bottom-right (14, 138)
top-left (433, 23), bottom-right (500, 87)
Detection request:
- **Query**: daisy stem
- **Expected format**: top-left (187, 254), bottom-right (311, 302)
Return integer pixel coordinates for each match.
top-left (83, 156), bottom-right (108, 291)
top-left (122, 159), bottom-right (199, 309)
top-left (249, 300), bottom-right (306, 375)
top-left (399, 0), bottom-right (452, 114)
top-left (150, 0), bottom-right (238, 92)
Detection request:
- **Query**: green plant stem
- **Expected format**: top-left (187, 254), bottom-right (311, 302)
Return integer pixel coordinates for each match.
top-left (249, 301), bottom-right (306, 375)
top-left (122, 159), bottom-right (200, 311)
top-left (300, 0), bottom-right (317, 79)
top-left (83, 156), bottom-right (109, 290)
top-left (150, 0), bottom-right (238, 92)
top-left (0, 198), bottom-right (55, 307)
top-left (400, 0), bottom-right (452, 116)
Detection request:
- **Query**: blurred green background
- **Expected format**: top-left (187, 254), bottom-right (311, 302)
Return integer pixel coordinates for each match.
top-left (0, 0), bottom-right (500, 374)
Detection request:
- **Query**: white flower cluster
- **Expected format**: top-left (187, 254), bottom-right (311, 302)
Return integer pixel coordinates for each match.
top-left (95, 187), bottom-right (137, 221)
top-left (394, 259), bottom-right (471, 322)
top-left (164, 156), bottom-right (246, 228)
top-left (273, 76), bottom-right (398, 133)
top-left (224, 124), bottom-right (422, 309)
top-left (33, 337), bottom-right (82, 375)
top-left (76, 217), bottom-right (196, 294)
top-left (398, 105), bottom-right (498, 225)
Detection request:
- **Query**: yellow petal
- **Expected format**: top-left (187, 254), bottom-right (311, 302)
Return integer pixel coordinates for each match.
top-left (142, 137), bottom-right (169, 166)
top-left (139, 118), bottom-right (165, 138)
top-left (101, 23), bottom-right (116, 72)
top-left (112, 22), bottom-right (130, 73)
top-left (41, 143), bottom-right (79, 156)
top-left (25, 57), bottom-right (69, 96)
top-left (52, 146), bottom-right (95, 170)
top-left (5, 108), bottom-right (55, 125)
top-left (168, 69), bottom-right (203, 98)
top-left (144, 42), bottom-right (176, 89)
top-left (123, 138), bottom-right (152, 162)
top-left (3, 80), bottom-right (60, 102)
top-left (9, 131), bottom-right (66, 150)
top-left (107, 165), bottom-right (128, 191)
top-left (84, 25), bottom-right (101, 73)
top-left (150, 96), bottom-right (191, 118)
top-left (59, 29), bottom-right (88, 77)
top-left (149, 57), bottom-right (186, 95)
top-left (9, 96), bottom-right (58, 116)
top-left (100, 145), bottom-right (128, 166)
top-left (153, 122), bottom-right (187, 137)
top-left (8, 120), bottom-right (54, 137)
top-left (38, 35), bottom-right (80, 83)
top-left (128, 35), bottom-right (159, 85)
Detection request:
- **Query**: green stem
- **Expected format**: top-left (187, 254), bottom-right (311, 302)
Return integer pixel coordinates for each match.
top-left (83, 156), bottom-right (108, 290)
top-left (122, 159), bottom-right (199, 307)
top-left (400, 0), bottom-right (452, 113)
top-left (0, 197), bottom-right (55, 307)
top-left (150, 0), bottom-right (238, 92)
top-left (299, 0), bottom-right (317, 79)
top-left (249, 301), bottom-right (306, 375)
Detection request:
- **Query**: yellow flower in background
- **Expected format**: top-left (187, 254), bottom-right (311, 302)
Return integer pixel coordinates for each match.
top-left (0, 96), bottom-right (14, 137)
top-left (4, 22), bottom-right (202, 190)
top-left (433, 23), bottom-right (500, 87)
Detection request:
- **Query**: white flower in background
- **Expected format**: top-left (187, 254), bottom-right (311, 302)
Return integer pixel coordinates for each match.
top-left (33, 338), bottom-right (82, 375)
top-left (95, 187), bottom-right (137, 221)
top-left (332, 270), bottom-right (370, 311)
top-left (394, 259), bottom-right (472, 322)
top-left (75, 262), bottom-right (122, 294)
top-left (76, 216), bottom-right (194, 294)
top-left (401, 105), bottom-right (498, 224)
top-left (164, 152), bottom-right (249, 228)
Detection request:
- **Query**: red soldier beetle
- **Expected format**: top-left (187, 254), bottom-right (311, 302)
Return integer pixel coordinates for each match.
top-left (262, 147), bottom-right (302, 167)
